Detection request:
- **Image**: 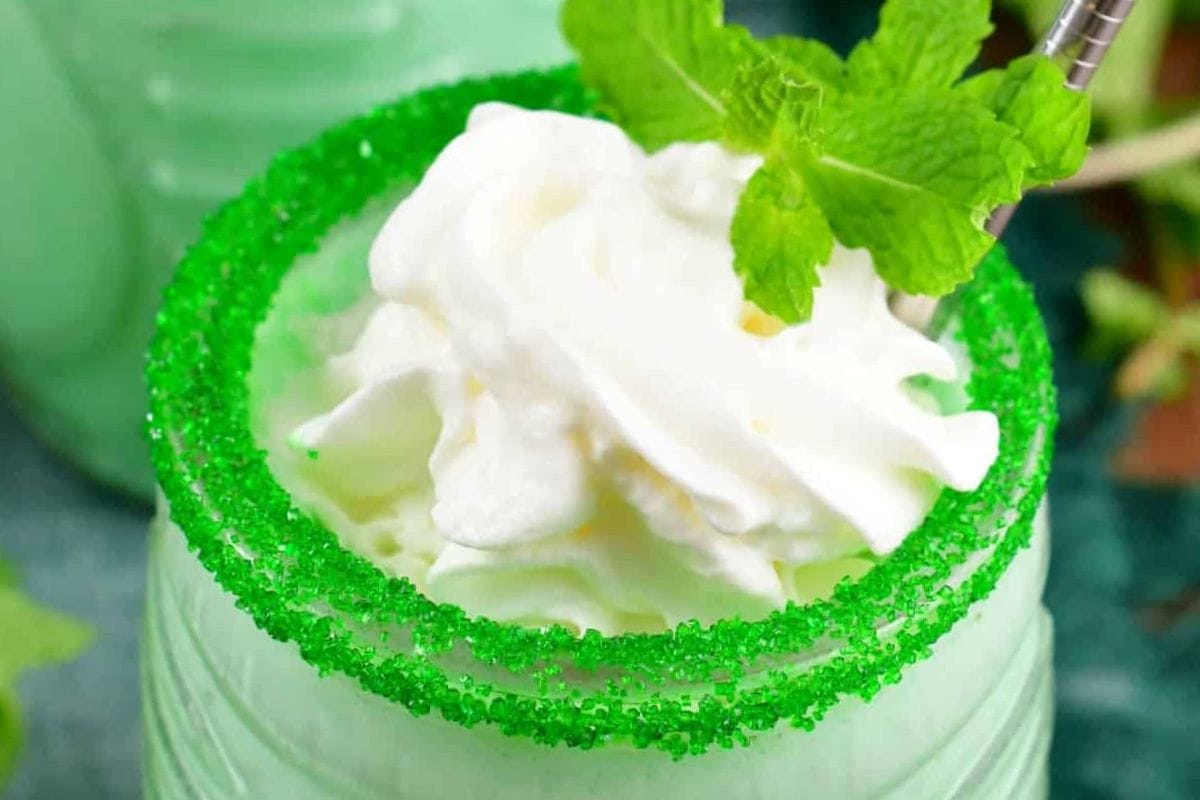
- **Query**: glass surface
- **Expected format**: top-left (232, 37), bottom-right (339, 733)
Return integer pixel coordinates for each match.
top-left (142, 507), bottom-right (1053, 800)
top-left (0, 0), bottom-right (568, 497)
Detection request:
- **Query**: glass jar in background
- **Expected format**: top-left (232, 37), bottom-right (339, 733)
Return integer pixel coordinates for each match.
top-left (0, 0), bottom-right (567, 498)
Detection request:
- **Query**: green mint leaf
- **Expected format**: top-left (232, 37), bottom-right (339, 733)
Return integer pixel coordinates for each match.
top-left (731, 160), bottom-right (834, 322)
top-left (561, 0), bottom-right (757, 151)
top-left (847, 0), bottom-right (993, 92)
top-left (760, 36), bottom-right (846, 92)
top-left (794, 92), bottom-right (1029, 295)
top-left (723, 56), bottom-right (823, 153)
top-left (0, 564), bottom-right (91, 787)
top-left (959, 55), bottom-right (1091, 185)
top-left (1005, 0), bottom-right (1169, 128)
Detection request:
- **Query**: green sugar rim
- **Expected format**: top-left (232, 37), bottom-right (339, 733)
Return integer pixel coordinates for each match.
top-left (147, 65), bottom-right (1056, 758)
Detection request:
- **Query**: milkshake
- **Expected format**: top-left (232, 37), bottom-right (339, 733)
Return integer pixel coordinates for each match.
top-left (142, 0), bottom-right (1088, 795)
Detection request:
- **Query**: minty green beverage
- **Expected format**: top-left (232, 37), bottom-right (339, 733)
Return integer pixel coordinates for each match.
top-left (0, 0), bottom-right (567, 497)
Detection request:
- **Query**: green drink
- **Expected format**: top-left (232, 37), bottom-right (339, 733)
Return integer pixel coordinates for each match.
top-left (0, 0), bottom-right (566, 497)
top-left (141, 67), bottom-right (1060, 799)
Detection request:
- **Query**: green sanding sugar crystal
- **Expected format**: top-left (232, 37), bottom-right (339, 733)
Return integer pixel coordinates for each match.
top-left (146, 66), bottom-right (1056, 758)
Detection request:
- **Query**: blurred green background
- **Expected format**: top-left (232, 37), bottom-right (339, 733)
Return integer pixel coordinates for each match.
top-left (2, 1), bottom-right (1198, 798)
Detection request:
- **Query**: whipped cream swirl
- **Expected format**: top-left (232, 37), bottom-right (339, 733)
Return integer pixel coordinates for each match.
top-left (288, 103), bottom-right (999, 634)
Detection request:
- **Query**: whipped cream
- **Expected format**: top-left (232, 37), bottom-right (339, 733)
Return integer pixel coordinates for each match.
top-left (288, 103), bottom-right (1000, 634)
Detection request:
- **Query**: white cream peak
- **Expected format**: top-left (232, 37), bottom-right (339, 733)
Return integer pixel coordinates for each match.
top-left (290, 103), bottom-right (1000, 634)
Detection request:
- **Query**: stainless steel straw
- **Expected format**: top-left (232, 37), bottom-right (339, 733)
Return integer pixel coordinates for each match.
top-left (985, 0), bottom-right (1138, 236)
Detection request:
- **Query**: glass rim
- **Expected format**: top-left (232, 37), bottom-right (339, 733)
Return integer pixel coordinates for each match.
top-left (146, 65), bottom-right (1057, 756)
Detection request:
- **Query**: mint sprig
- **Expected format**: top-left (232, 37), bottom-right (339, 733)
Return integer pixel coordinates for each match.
top-left (563, 0), bottom-right (1091, 322)
top-left (958, 54), bottom-right (1092, 185)
top-left (724, 56), bottom-right (821, 154)
top-left (732, 158), bottom-right (833, 322)
top-left (846, 0), bottom-right (994, 93)
top-left (798, 91), bottom-right (1031, 297)
top-left (560, 0), bottom-right (758, 152)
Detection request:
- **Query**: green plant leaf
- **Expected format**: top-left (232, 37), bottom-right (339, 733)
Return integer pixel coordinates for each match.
top-left (1178, 306), bottom-right (1200, 353)
top-left (1081, 269), bottom-right (1170, 346)
top-left (1141, 162), bottom-right (1200, 216)
top-left (998, 0), bottom-right (1174, 133)
top-left (723, 56), bottom-right (824, 153)
top-left (760, 35), bottom-right (846, 92)
top-left (794, 92), bottom-right (1030, 296)
top-left (0, 587), bottom-right (91, 687)
top-left (561, 0), bottom-right (757, 151)
top-left (731, 159), bottom-right (834, 322)
top-left (0, 689), bottom-right (21, 787)
top-left (0, 563), bottom-right (91, 788)
top-left (959, 55), bottom-right (1092, 185)
top-left (847, 0), bottom-right (993, 92)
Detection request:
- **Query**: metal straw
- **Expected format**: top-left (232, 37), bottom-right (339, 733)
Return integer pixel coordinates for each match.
top-left (1067, 0), bottom-right (1138, 89)
top-left (893, 0), bottom-right (1137, 329)
top-left (986, 0), bottom-right (1138, 237)
top-left (1038, 0), bottom-right (1097, 59)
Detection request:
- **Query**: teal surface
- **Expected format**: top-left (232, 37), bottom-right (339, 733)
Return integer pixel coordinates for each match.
top-left (1012, 195), bottom-right (1200, 800)
top-left (2, 2), bottom-right (1198, 799)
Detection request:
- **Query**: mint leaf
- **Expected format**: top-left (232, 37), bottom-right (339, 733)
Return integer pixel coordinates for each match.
top-left (761, 36), bottom-right (846, 92)
top-left (731, 160), bottom-right (834, 322)
top-left (847, 0), bottom-right (993, 92)
top-left (723, 36), bottom-right (845, 153)
top-left (795, 93), bottom-right (1029, 295)
top-left (1002, 0), bottom-right (1167, 132)
top-left (561, 0), bottom-right (757, 151)
top-left (723, 57), bottom-right (823, 153)
top-left (959, 55), bottom-right (1091, 185)
top-left (0, 563), bottom-right (91, 787)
